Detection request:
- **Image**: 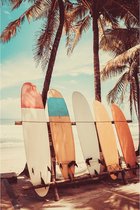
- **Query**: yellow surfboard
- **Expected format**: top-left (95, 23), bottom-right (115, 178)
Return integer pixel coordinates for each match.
top-left (93, 100), bottom-right (121, 179)
top-left (48, 89), bottom-right (76, 180)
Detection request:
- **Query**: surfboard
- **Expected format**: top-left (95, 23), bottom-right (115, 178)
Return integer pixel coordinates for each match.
top-left (72, 91), bottom-right (100, 175)
top-left (93, 100), bottom-right (121, 179)
top-left (21, 82), bottom-right (51, 197)
top-left (47, 89), bottom-right (76, 180)
top-left (111, 104), bottom-right (137, 169)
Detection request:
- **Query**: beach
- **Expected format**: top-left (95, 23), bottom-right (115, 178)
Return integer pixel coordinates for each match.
top-left (1, 171), bottom-right (140, 210)
top-left (0, 121), bottom-right (139, 175)
top-left (0, 121), bottom-right (139, 209)
top-left (0, 122), bottom-right (89, 177)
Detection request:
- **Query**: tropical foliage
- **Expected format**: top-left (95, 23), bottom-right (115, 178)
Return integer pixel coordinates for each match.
top-left (64, 0), bottom-right (139, 101)
top-left (0, 0), bottom-right (65, 106)
top-left (1, 0), bottom-right (139, 104)
top-left (100, 28), bottom-right (140, 117)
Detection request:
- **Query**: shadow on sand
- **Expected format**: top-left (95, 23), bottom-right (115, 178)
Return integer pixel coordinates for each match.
top-left (0, 174), bottom-right (139, 210)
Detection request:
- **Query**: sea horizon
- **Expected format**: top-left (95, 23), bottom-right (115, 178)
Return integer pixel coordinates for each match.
top-left (0, 118), bottom-right (139, 175)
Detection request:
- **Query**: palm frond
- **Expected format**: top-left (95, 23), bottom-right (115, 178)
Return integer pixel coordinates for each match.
top-left (64, 12), bottom-right (73, 35)
top-left (100, 28), bottom-right (140, 55)
top-left (112, 0), bottom-right (139, 22)
top-left (68, 4), bottom-right (89, 22)
top-left (0, 16), bottom-right (25, 42)
top-left (102, 6), bottom-right (119, 28)
top-left (1, 0), bottom-right (35, 9)
top-left (124, 12), bottom-right (139, 28)
top-left (101, 64), bottom-right (126, 81)
top-left (101, 44), bottom-right (140, 80)
top-left (107, 72), bottom-right (129, 104)
top-left (34, 1), bottom-right (59, 70)
top-left (1, 0), bottom-right (20, 6)
top-left (0, 0), bottom-right (51, 42)
top-left (25, 0), bottom-right (50, 22)
top-left (66, 15), bottom-right (91, 54)
top-left (81, 0), bottom-right (91, 10)
top-left (11, 0), bottom-right (24, 10)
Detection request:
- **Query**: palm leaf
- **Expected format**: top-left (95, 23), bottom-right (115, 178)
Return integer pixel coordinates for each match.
top-left (107, 72), bottom-right (129, 104)
top-left (112, 0), bottom-right (139, 22)
top-left (34, 1), bottom-right (59, 70)
top-left (101, 44), bottom-right (140, 80)
top-left (0, 0), bottom-right (50, 42)
top-left (68, 4), bottom-right (89, 23)
top-left (25, 0), bottom-right (50, 22)
top-left (1, 0), bottom-right (35, 9)
top-left (0, 16), bottom-right (25, 42)
top-left (81, 0), bottom-right (91, 10)
top-left (102, 6), bottom-right (119, 28)
top-left (100, 28), bottom-right (140, 55)
top-left (12, 0), bottom-right (26, 10)
top-left (66, 15), bottom-right (91, 54)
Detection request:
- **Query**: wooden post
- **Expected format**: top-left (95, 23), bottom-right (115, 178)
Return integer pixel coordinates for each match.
top-left (2, 179), bottom-right (20, 209)
top-left (47, 123), bottom-right (59, 201)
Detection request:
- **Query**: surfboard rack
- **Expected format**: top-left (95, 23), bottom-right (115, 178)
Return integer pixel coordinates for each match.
top-left (15, 119), bottom-right (138, 201)
top-left (47, 123), bottom-right (60, 201)
top-left (22, 164), bottom-right (139, 192)
top-left (15, 120), bottom-right (133, 125)
top-left (1, 175), bottom-right (20, 209)
top-left (1, 172), bottom-right (17, 184)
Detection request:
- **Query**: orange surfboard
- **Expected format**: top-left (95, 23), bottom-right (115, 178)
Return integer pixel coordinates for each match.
top-left (93, 100), bottom-right (121, 179)
top-left (47, 89), bottom-right (76, 180)
top-left (111, 104), bottom-right (137, 169)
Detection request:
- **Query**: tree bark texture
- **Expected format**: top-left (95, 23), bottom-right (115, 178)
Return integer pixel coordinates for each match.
top-left (92, 6), bottom-right (101, 102)
top-left (42, 0), bottom-right (64, 107)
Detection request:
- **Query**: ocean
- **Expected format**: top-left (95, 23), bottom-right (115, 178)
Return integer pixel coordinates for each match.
top-left (0, 119), bottom-right (139, 175)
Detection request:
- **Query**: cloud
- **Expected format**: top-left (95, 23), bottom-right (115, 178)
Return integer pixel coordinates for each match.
top-left (0, 97), bottom-right (21, 119)
top-left (1, 51), bottom-right (93, 90)
top-left (1, 55), bottom-right (44, 90)
top-left (1, 36), bottom-right (113, 91)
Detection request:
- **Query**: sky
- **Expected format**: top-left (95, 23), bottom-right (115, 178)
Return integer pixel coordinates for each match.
top-left (0, 2), bottom-right (133, 121)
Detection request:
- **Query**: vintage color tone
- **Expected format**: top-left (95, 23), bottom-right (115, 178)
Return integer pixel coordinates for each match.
top-left (72, 91), bottom-right (100, 175)
top-left (48, 89), bottom-right (75, 180)
top-left (93, 100), bottom-right (121, 179)
top-left (21, 82), bottom-right (51, 197)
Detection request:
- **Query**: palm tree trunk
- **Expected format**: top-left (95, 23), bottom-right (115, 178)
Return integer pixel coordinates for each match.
top-left (42, 0), bottom-right (64, 107)
top-left (136, 68), bottom-right (140, 155)
top-left (92, 7), bottom-right (101, 102)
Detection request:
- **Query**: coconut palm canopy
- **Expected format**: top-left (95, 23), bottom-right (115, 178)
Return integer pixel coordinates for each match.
top-left (1, 0), bottom-right (62, 69)
top-left (1, 0), bottom-right (139, 103)
top-left (100, 26), bottom-right (139, 117)
top-left (64, 0), bottom-right (139, 102)
top-left (1, 0), bottom-right (66, 106)
top-left (101, 44), bottom-right (140, 80)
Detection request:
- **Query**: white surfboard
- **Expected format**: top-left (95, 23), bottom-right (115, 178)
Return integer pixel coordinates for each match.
top-left (72, 91), bottom-right (100, 175)
top-left (21, 82), bottom-right (51, 197)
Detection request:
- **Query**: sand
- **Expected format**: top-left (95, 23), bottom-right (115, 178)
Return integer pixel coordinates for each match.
top-left (0, 170), bottom-right (139, 210)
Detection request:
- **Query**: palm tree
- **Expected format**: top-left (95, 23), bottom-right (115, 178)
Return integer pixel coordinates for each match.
top-left (100, 7), bottom-right (140, 156)
top-left (100, 27), bottom-right (140, 154)
top-left (1, 1), bottom-right (139, 103)
top-left (1, 0), bottom-right (66, 179)
top-left (0, 0), bottom-right (65, 106)
top-left (41, 0), bottom-right (65, 106)
top-left (65, 0), bottom-right (139, 101)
